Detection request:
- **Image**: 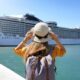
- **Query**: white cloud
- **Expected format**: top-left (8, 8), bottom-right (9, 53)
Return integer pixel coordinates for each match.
top-left (9, 14), bottom-right (23, 18)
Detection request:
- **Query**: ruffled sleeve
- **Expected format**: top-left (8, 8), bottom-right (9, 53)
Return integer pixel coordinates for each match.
top-left (13, 45), bottom-right (28, 57)
top-left (51, 45), bottom-right (66, 60)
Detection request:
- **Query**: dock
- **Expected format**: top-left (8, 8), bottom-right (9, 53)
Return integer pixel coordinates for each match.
top-left (0, 64), bottom-right (25, 80)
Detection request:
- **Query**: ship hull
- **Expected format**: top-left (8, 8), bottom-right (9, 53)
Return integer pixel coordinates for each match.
top-left (0, 38), bottom-right (80, 46)
top-left (0, 37), bottom-right (23, 46)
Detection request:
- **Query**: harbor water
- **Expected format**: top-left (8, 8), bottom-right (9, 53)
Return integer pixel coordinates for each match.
top-left (0, 45), bottom-right (80, 80)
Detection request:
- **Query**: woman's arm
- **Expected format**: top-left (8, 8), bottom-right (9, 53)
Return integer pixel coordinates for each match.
top-left (49, 31), bottom-right (66, 58)
top-left (15, 32), bottom-right (33, 50)
top-left (49, 31), bottom-right (66, 50)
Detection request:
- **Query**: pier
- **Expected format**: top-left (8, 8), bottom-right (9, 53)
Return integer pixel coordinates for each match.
top-left (0, 64), bottom-right (25, 80)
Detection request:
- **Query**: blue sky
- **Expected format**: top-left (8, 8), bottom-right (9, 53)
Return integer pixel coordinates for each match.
top-left (0, 0), bottom-right (80, 28)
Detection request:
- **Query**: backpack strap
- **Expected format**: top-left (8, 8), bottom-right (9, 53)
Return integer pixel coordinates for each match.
top-left (45, 58), bottom-right (49, 80)
top-left (31, 63), bottom-right (36, 80)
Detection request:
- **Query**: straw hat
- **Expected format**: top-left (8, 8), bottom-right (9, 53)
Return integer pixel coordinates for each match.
top-left (32, 22), bottom-right (51, 43)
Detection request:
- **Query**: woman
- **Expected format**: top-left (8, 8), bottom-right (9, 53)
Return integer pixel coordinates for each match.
top-left (14, 22), bottom-right (66, 80)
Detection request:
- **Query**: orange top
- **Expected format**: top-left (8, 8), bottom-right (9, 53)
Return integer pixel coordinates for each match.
top-left (14, 31), bottom-right (66, 60)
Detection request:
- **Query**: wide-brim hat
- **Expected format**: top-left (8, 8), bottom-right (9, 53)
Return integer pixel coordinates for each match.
top-left (32, 22), bottom-right (51, 43)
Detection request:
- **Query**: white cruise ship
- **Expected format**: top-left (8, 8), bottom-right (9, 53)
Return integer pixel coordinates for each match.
top-left (0, 14), bottom-right (80, 46)
top-left (0, 32), bottom-right (80, 46)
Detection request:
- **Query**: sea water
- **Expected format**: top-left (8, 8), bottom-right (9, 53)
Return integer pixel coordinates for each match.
top-left (0, 45), bottom-right (80, 80)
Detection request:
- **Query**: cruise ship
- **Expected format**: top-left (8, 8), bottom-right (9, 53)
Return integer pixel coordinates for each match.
top-left (0, 14), bottom-right (80, 46)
